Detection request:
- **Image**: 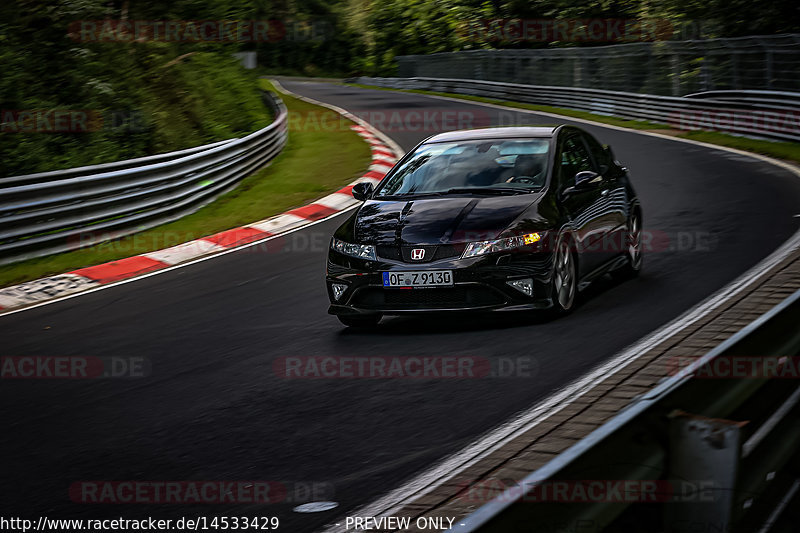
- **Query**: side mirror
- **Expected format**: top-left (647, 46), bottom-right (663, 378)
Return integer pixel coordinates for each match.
top-left (561, 170), bottom-right (600, 199)
top-left (599, 145), bottom-right (614, 174)
top-left (352, 182), bottom-right (374, 201)
top-left (604, 145), bottom-right (627, 172)
top-left (574, 170), bottom-right (600, 188)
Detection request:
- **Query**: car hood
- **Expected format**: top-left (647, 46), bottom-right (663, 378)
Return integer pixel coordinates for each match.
top-left (353, 194), bottom-right (547, 245)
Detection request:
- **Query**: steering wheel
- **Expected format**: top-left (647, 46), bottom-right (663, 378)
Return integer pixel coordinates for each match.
top-left (506, 175), bottom-right (538, 185)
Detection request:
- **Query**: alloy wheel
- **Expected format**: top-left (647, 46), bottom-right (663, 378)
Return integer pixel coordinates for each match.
top-left (554, 240), bottom-right (576, 311)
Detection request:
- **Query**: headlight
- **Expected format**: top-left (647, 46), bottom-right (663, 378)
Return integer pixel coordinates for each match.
top-left (462, 232), bottom-right (541, 258)
top-left (331, 238), bottom-right (377, 261)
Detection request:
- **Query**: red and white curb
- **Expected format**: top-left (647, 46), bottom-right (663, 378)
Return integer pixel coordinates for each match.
top-left (0, 89), bottom-right (403, 315)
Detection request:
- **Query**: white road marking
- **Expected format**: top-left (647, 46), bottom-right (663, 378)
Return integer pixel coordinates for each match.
top-left (314, 192), bottom-right (360, 211)
top-left (293, 501), bottom-right (340, 513)
top-left (0, 207), bottom-right (361, 317)
top-left (352, 175), bottom-right (384, 184)
top-left (369, 162), bottom-right (394, 173)
top-left (0, 274), bottom-right (100, 309)
top-left (144, 239), bottom-right (226, 266)
top-left (248, 213), bottom-right (309, 234)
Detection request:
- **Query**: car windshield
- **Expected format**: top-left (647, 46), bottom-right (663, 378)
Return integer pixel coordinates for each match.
top-left (375, 138), bottom-right (550, 198)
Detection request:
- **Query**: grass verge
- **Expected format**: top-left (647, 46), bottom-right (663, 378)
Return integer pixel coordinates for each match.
top-left (347, 83), bottom-right (800, 164)
top-left (0, 80), bottom-right (371, 288)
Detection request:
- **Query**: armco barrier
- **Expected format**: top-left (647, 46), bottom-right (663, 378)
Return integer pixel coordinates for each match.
top-left (394, 35), bottom-right (800, 95)
top-left (0, 92), bottom-right (288, 266)
top-left (452, 288), bottom-right (800, 532)
top-left (355, 77), bottom-right (800, 143)
top-left (684, 89), bottom-right (800, 112)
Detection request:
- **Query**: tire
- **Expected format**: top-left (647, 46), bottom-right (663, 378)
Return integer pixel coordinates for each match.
top-left (551, 238), bottom-right (577, 314)
top-left (337, 314), bottom-right (382, 328)
top-left (613, 211), bottom-right (643, 280)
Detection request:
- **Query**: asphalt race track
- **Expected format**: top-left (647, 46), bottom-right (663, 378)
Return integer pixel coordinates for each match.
top-left (2, 81), bottom-right (800, 532)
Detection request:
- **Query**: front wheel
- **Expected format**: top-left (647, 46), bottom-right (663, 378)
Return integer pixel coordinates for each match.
top-left (613, 211), bottom-right (643, 280)
top-left (337, 314), bottom-right (382, 328)
top-left (551, 238), bottom-right (577, 314)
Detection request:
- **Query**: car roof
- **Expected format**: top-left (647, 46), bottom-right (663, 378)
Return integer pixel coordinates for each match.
top-left (424, 126), bottom-right (560, 144)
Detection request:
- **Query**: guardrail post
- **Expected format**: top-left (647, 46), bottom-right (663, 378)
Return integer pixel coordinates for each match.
top-left (700, 57), bottom-right (711, 91)
top-left (765, 50), bottom-right (773, 90)
top-left (573, 56), bottom-right (582, 87)
top-left (665, 411), bottom-right (745, 533)
top-left (671, 55), bottom-right (681, 96)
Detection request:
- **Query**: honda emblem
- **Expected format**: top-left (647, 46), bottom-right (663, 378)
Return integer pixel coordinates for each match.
top-left (411, 248), bottom-right (425, 260)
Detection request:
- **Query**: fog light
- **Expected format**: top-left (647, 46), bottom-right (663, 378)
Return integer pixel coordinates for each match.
top-left (507, 278), bottom-right (533, 297)
top-left (331, 283), bottom-right (347, 301)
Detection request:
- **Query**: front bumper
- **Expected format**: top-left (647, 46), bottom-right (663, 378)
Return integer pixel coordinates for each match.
top-left (326, 249), bottom-right (557, 316)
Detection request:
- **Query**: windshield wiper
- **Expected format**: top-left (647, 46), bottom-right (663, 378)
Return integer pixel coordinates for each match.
top-left (378, 191), bottom-right (446, 199)
top-left (379, 187), bottom-right (533, 200)
top-left (442, 187), bottom-right (532, 196)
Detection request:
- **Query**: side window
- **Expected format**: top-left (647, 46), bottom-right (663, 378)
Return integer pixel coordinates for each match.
top-left (582, 133), bottom-right (611, 174)
top-left (559, 135), bottom-right (593, 185)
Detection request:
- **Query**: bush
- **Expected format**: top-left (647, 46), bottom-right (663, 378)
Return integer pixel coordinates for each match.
top-left (0, 2), bottom-right (271, 177)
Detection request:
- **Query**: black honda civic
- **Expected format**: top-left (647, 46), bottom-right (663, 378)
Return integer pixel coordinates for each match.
top-left (326, 125), bottom-right (642, 327)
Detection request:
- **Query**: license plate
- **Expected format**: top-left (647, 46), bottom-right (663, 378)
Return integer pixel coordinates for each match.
top-left (382, 270), bottom-right (453, 288)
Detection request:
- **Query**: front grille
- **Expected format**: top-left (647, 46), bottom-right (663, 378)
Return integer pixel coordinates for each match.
top-left (351, 286), bottom-right (505, 310)
top-left (377, 243), bottom-right (466, 263)
top-left (432, 244), bottom-right (466, 261)
top-left (376, 245), bottom-right (402, 261)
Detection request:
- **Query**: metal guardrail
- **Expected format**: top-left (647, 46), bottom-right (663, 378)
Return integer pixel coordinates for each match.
top-left (0, 92), bottom-right (288, 266)
top-left (355, 77), bottom-right (800, 143)
top-left (684, 90), bottom-right (800, 112)
top-left (395, 34), bottom-right (800, 95)
top-left (452, 288), bottom-right (800, 533)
